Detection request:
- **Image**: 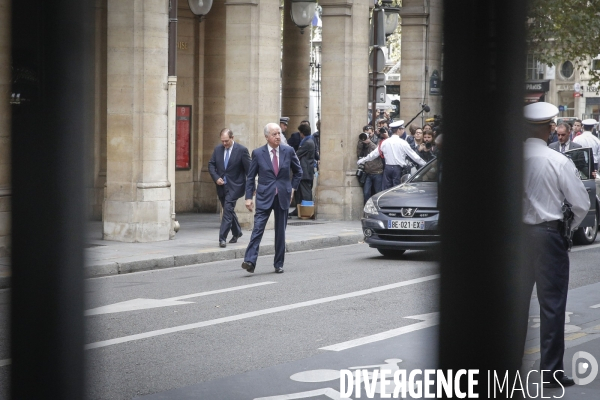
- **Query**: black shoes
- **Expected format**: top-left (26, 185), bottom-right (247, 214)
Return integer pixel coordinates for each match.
top-left (275, 267), bottom-right (284, 273)
top-left (242, 261), bottom-right (255, 273)
top-left (229, 232), bottom-right (243, 243)
top-left (219, 240), bottom-right (227, 248)
top-left (543, 375), bottom-right (575, 389)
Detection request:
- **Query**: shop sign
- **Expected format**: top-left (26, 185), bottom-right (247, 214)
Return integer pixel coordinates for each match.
top-left (584, 85), bottom-right (600, 97)
top-left (525, 80), bottom-right (550, 92)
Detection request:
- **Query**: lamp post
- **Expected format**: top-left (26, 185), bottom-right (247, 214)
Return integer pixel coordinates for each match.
top-left (290, 0), bottom-right (318, 34)
top-left (188, 0), bottom-right (214, 18)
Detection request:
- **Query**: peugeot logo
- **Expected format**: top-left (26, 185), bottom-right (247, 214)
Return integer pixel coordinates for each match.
top-left (400, 208), bottom-right (416, 217)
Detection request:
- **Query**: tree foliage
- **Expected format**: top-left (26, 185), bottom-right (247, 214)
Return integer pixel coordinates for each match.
top-left (526, 0), bottom-right (600, 84)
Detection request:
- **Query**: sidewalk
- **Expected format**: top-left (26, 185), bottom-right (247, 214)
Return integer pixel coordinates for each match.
top-left (0, 213), bottom-right (364, 288)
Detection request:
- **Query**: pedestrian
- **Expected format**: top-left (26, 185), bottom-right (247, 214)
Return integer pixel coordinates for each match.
top-left (417, 130), bottom-right (436, 163)
top-left (357, 120), bottom-right (425, 190)
top-left (313, 119), bottom-right (321, 167)
top-left (521, 102), bottom-right (589, 389)
top-left (363, 124), bottom-right (377, 145)
top-left (357, 132), bottom-right (383, 204)
top-left (279, 117), bottom-right (290, 145)
top-left (547, 121), bottom-right (558, 144)
top-left (549, 122), bottom-right (581, 153)
top-left (287, 120), bottom-right (309, 151)
top-left (290, 123), bottom-right (315, 217)
top-left (208, 128), bottom-right (251, 248)
top-left (411, 127), bottom-right (424, 151)
top-left (241, 123), bottom-right (302, 274)
top-left (571, 119), bottom-right (583, 140)
top-left (573, 118), bottom-right (600, 171)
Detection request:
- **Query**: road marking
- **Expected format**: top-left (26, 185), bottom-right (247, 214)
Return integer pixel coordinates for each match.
top-left (319, 312), bottom-right (439, 351)
top-left (0, 359), bottom-right (10, 367)
top-left (565, 332), bottom-right (587, 341)
top-left (591, 303), bottom-right (600, 309)
top-left (85, 282), bottom-right (276, 316)
top-left (85, 274), bottom-right (439, 350)
top-left (571, 243), bottom-right (600, 252)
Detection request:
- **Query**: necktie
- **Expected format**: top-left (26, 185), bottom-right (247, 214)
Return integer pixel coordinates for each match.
top-left (224, 148), bottom-right (230, 183)
top-left (561, 144), bottom-right (565, 153)
top-left (272, 149), bottom-right (279, 194)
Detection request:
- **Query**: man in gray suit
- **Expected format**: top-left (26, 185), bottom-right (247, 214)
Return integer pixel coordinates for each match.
top-left (549, 122), bottom-right (582, 153)
top-left (208, 128), bottom-right (251, 248)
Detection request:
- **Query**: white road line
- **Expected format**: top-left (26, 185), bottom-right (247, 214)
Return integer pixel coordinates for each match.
top-left (85, 281), bottom-right (276, 316)
top-left (571, 243), bottom-right (600, 252)
top-left (0, 359), bottom-right (10, 367)
top-left (85, 274), bottom-right (440, 350)
top-left (320, 312), bottom-right (439, 351)
top-left (591, 303), bottom-right (600, 309)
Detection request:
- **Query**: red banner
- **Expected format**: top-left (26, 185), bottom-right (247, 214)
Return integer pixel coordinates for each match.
top-left (176, 106), bottom-right (191, 169)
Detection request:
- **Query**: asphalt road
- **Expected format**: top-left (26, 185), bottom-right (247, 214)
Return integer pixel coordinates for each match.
top-left (1, 240), bottom-right (600, 399)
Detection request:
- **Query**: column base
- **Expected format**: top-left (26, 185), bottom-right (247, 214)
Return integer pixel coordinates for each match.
top-left (103, 199), bottom-right (172, 242)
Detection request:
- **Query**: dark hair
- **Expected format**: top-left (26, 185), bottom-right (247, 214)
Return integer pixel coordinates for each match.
top-left (557, 122), bottom-right (571, 133)
top-left (363, 125), bottom-right (372, 132)
top-left (300, 120), bottom-right (310, 127)
top-left (575, 119), bottom-right (582, 125)
top-left (298, 124), bottom-right (311, 136)
top-left (220, 128), bottom-right (234, 138)
top-left (423, 130), bottom-right (433, 137)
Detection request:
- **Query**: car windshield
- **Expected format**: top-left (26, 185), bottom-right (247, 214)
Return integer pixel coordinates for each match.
top-left (409, 159), bottom-right (438, 183)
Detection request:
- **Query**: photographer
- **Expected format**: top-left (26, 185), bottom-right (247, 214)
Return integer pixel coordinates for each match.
top-left (357, 132), bottom-right (383, 204)
top-left (418, 130), bottom-right (436, 162)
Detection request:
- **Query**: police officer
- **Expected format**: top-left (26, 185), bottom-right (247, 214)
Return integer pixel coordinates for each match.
top-left (522, 102), bottom-right (589, 389)
top-left (357, 120), bottom-right (426, 190)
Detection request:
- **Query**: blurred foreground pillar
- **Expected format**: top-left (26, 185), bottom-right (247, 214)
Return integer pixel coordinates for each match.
top-left (439, 0), bottom-right (529, 394)
top-left (10, 0), bottom-right (93, 398)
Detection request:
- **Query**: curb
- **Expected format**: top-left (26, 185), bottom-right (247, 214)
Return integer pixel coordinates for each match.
top-left (84, 233), bottom-right (364, 279)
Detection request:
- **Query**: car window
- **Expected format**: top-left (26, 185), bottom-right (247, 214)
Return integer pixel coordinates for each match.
top-left (565, 147), bottom-right (592, 180)
top-left (410, 159), bottom-right (438, 182)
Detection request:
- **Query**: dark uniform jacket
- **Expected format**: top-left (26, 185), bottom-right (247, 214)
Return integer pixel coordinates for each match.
top-left (296, 136), bottom-right (315, 181)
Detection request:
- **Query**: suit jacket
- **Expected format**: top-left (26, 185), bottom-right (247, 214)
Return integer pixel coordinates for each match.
top-left (549, 141), bottom-right (582, 152)
top-left (208, 142), bottom-right (251, 201)
top-left (296, 136), bottom-right (315, 181)
top-left (288, 132), bottom-right (301, 151)
top-left (246, 144), bottom-right (302, 211)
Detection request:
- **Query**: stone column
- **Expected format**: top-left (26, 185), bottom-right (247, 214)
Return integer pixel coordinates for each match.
top-left (317, 0), bottom-right (369, 220)
top-left (103, 0), bottom-right (172, 242)
top-left (399, 0), bottom-right (443, 122)
top-left (198, 0), bottom-right (226, 213)
top-left (281, 0), bottom-right (311, 132)
top-left (0, 0), bottom-right (10, 256)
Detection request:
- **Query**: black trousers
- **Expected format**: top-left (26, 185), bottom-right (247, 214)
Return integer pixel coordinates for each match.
top-left (520, 224), bottom-right (570, 380)
top-left (218, 186), bottom-right (242, 242)
top-left (294, 179), bottom-right (313, 205)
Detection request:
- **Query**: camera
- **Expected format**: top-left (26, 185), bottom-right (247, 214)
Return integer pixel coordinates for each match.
top-left (425, 142), bottom-right (432, 149)
top-left (359, 133), bottom-right (368, 141)
top-left (378, 127), bottom-right (387, 134)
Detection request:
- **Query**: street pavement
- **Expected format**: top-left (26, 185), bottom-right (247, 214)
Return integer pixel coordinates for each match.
top-left (1, 219), bottom-right (600, 399)
top-left (0, 212), bottom-right (364, 289)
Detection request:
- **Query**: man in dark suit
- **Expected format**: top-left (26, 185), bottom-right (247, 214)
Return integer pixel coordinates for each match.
top-left (241, 123), bottom-right (302, 273)
top-left (290, 123), bottom-right (315, 217)
top-left (287, 120), bottom-right (310, 151)
top-left (208, 128), bottom-right (251, 248)
top-left (549, 122), bottom-right (582, 153)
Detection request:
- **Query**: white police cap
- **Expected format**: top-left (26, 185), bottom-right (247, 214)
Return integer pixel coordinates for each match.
top-left (389, 120), bottom-right (405, 128)
top-left (524, 102), bottom-right (558, 124)
top-left (582, 118), bottom-right (597, 126)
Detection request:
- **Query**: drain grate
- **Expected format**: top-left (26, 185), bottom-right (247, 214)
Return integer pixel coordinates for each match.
top-left (288, 221), bottom-right (326, 226)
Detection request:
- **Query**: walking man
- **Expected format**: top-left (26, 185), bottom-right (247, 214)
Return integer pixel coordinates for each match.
top-left (242, 123), bottom-right (302, 273)
top-left (521, 102), bottom-right (589, 389)
top-left (208, 128), bottom-right (251, 248)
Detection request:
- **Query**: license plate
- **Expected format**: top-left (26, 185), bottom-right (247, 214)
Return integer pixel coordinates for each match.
top-left (388, 220), bottom-right (425, 230)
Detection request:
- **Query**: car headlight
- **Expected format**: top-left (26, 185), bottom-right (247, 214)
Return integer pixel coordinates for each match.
top-left (363, 198), bottom-right (378, 215)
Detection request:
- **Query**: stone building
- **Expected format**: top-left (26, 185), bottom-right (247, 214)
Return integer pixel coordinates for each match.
top-left (1, 0), bottom-right (443, 251)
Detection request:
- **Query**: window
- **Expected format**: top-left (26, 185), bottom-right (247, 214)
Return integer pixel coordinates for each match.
top-left (526, 54), bottom-right (544, 80)
top-left (560, 61), bottom-right (574, 79)
top-left (593, 59), bottom-right (600, 71)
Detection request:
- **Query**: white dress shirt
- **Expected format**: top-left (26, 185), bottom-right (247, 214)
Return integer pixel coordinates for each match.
top-left (573, 131), bottom-right (600, 164)
top-left (268, 144), bottom-right (279, 169)
top-left (523, 138), bottom-right (589, 228)
top-left (357, 135), bottom-right (426, 167)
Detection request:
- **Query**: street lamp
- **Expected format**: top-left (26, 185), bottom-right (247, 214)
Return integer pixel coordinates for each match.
top-left (188, 0), bottom-right (214, 17)
top-left (383, 8), bottom-right (400, 36)
top-left (290, 0), bottom-right (318, 34)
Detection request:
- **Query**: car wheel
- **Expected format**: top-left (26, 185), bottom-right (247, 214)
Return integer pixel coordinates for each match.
top-left (377, 248), bottom-right (406, 257)
top-left (573, 211), bottom-right (598, 245)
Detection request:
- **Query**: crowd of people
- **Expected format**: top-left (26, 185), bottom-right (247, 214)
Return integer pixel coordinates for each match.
top-left (356, 115), bottom-right (443, 204)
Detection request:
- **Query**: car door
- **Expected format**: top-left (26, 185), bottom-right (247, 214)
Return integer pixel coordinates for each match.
top-left (565, 147), bottom-right (596, 227)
